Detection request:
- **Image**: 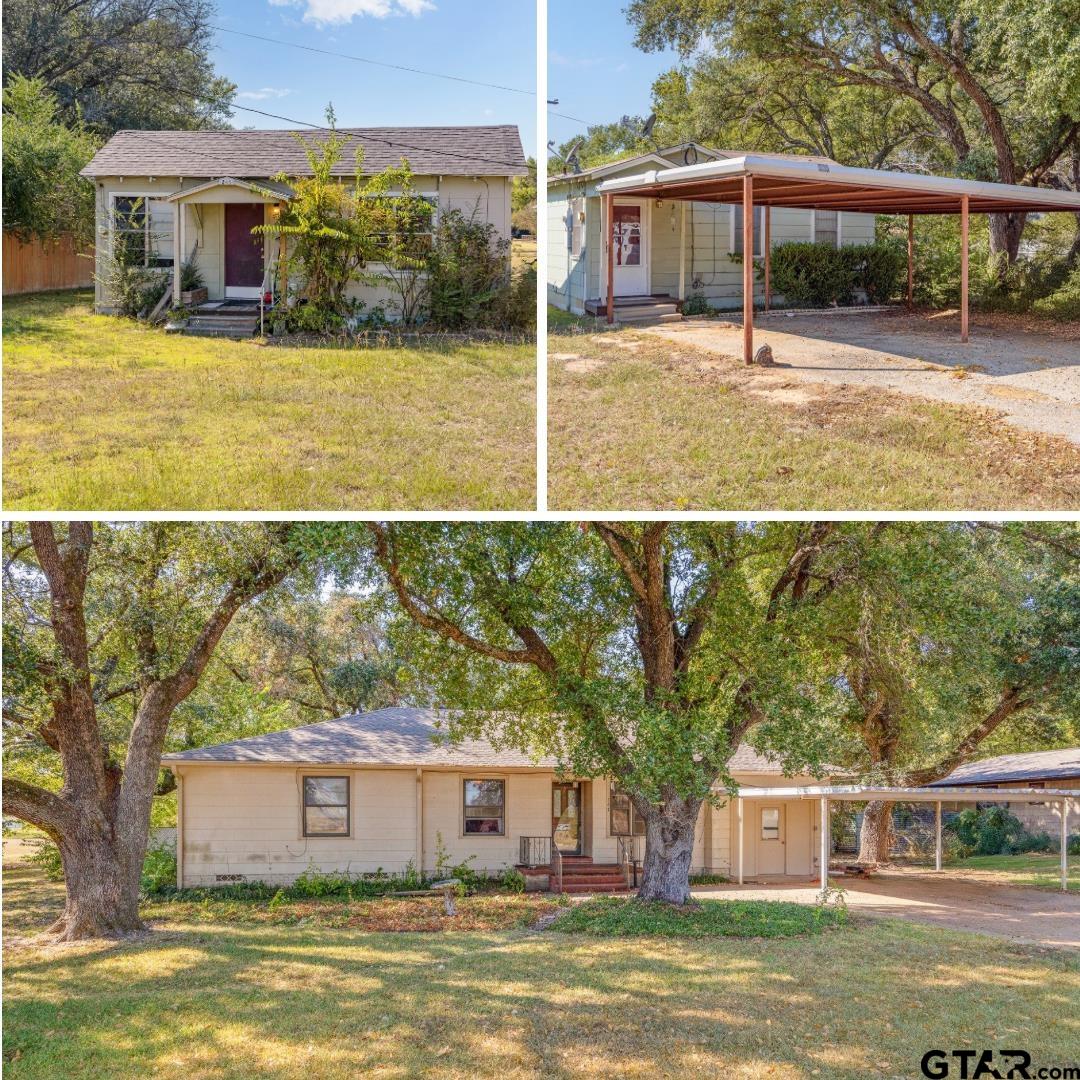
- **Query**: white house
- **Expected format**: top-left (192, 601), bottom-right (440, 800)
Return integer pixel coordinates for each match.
top-left (547, 142), bottom-right (877, 317)
top-left (80, 125), bottom-right (527, 321)
top-left (162, 707), bottom-right (831, 892)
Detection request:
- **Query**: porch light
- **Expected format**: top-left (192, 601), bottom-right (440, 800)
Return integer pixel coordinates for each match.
top-left (655, 198), bottom-right (664, 208)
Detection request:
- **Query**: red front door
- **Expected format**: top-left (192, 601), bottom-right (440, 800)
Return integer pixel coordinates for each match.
top-left (224, 203), bottom-right (264, 289)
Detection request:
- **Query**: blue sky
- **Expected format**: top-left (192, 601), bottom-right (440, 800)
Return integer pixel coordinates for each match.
top-left (548, 0), bottom-right (680, 146)
top-left (210, 0), bottom-right (536, 152)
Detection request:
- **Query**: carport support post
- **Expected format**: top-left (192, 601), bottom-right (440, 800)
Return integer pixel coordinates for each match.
top-left (742, 175), bottom-right (754, 365)
top-left (935, 801), bottom-right (942, 871)
top-left (737, 797), bottom-right (744, 885)
top-left (819, 797), bottom-right (829, 894)
top-left (906, 214), bottom-right (914, 310)
top-left (763, 205), bottom-right (771, 314)
top-left (960, 195), bottom-right (970, 342)
top-left (1062, 800), bottom-right (1070, 893)
top-left (605, 192), bottom-right (615, 325)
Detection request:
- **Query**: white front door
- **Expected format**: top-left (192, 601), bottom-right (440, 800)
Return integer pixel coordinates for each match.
top-left (612, 199), bottom-right (649, 296)
top-left (757, 805), bottom-right (786, 875)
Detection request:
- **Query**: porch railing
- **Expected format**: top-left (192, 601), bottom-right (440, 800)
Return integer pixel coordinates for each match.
top-left (551, 840), bottom-right (564, 894)
top-left (518, 835), bottom-right (551, 868)
top-left (616, 835), bottom-right (641, 889)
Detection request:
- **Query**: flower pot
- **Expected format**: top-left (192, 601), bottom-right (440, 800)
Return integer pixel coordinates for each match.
top-left (181, 287), bottom-right (208, 305)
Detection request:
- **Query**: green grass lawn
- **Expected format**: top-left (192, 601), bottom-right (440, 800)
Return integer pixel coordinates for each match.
top-left (548, 322), bottom-right (1080, 510)
top-left (5, 862), bottom-right (1080, 1079)
top-left (948, 852), bottom-right (1080, 892)
top-left (3, 291), bottom-right (536, 510)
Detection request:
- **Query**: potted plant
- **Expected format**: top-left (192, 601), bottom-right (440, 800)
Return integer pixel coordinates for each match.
top-left (179, 255), bottom-right (208, 306)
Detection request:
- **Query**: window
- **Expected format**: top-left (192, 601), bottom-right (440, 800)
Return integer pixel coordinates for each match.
top-left (813, 210), bottom-right (840, 248)
top-left (731, 204), bottom-right (764, 257)
top-left (463, 779), bottom-right (505, 835)
top-left (111, 195), bottom-right (174, 268)
top-left (568, 197), bottom-right (584, 257)
top-left (364, 193), bottom-right (438, 258)
top-left (761, 807), bottom-right (780, 841)
top-left (609, 784), bottom-right (646, 836)
top-left (302, 776), bottom-right (350, 836)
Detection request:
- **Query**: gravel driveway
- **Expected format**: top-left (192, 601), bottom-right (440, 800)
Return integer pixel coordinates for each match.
top-left (643, 310), bottom-right (1080, 443)
top-left (693, 869), bottom-right (1080, 949)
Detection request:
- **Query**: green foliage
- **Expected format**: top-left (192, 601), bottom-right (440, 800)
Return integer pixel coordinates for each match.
top-left (767, 242), bottom-right (905, 308)
top-left (551, 897), bottom-right (848, 937)
top-left (947, 806), bottom-right (1054, 857)
top-left (551, 117), bottom-right (651, 172)
top-left (2, 76), bottom-right (99, 244)
top-left (27, 841), bottom-right (64, 882)
top-left (492, 263), bottom-right (538, 332)
top-left (95, 197), bottom-right (171, 318)
top-left (511, 157), bottom-right (537, 212)
top-left (426, 209), bottom-right (511, 329)
top-left (767, 242), bottom-right (857, 307)
top-left (1033, 267), bottom-right (1080, 321)
top-left (140, 844), bottom-right (178, 895)
top-left (499, 867), bottom-right (527, 894)
top-left (3, 0), bottom-right (236, 136)
top-left (179, 256), bottom-right (205, 293)
top-left (688, 872), bottom-right (729, 885)
top-left (681, 292), bottom-right (711, 316)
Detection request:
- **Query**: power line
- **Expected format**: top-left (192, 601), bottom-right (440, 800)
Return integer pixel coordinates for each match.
top-left (210, 24), bottom-right (536, 98)
top-left (548, 109), bottom-right (594, 130)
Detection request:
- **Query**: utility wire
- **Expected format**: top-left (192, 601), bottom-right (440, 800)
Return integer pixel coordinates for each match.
top-left (210, 24), bottom-right (536, 97)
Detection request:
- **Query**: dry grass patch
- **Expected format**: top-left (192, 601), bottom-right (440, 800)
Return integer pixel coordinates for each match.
top-left (548, 329), bottom-right (1080, 511)
top-left (3, 291), bottom-right (536, 511)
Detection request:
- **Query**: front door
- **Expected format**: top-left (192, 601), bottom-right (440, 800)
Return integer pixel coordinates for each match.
top-left (224, 203), bottom-right (265, 298)
top-left (757, 805), bottom-right (786, 875)
top-left (612, 200), bottom-right (648, 296)
top-left (552, 782), bottom-right (582, 855)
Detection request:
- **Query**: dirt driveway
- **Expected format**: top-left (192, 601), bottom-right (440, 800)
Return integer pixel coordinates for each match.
top-left (643, 309), bottom-right (1080, 443)
top-left (694, 869), bottom-right (1080, 949)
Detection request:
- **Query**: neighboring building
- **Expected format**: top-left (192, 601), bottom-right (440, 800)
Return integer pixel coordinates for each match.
top-left (927, 748), bottom-right (1080, 834)
top-left (547, 142), bottom-right (877, 316)
top-left (162, 707), bottom-right (832, 890)
top-left (79, 126), bottom-right (527, 316)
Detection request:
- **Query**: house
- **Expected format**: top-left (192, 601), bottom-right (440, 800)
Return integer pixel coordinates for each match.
top-left (162, 707), bottom-right (830, 891)
top-left (79, 125), bottom-right (527, 319)
top-left (927, 748), bottom-right (1080, 835)
top-left (547, 142), bottom-right (877, 319)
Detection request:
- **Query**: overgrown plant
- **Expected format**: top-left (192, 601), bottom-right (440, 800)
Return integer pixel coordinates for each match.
top-left (426, 208), bottom-right (511, 329)
top-left (95, 198), bottom-right (171, 318)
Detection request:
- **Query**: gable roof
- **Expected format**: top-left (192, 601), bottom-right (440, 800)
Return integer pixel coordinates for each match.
top-left (927, 748), bottom-right (1080, 787)
top-left (80, 126), bottom-right (527, 180)
top-left (165, 177), bottom-right (293, 202)
top-left (162, 707), bottom-right (814, 775)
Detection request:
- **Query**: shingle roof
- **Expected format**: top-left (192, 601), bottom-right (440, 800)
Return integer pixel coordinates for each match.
top-left (162, 707), bottom-right (809, 774)
top-left (80, 126), bottom-right (527, 179)
top-left (927, 748), bottom-right (1080, 786)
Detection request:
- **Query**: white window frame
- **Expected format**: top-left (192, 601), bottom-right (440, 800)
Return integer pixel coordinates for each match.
top-left (108, 191), bottom-right (175, 269)
top-left (810, 209), bottom-right (844, 249)
top-left (462, 776), bottom-right (506, 837)
top-left (356, 189), bottom-right (439, 271)
top-left (729, 204), bottom-right (765, 258)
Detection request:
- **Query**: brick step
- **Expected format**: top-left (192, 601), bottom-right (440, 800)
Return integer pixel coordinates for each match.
top-left (556, 864), bottom-right (625, 876)
top-left (560, 882), bottom-right (630, 893)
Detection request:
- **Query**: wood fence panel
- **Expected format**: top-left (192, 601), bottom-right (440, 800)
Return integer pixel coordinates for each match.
top-left (2, 232), bottom-right (95, 294)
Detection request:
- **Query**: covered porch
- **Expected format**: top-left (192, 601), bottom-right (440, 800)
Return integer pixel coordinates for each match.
top-left (166, 177), bottom-right (292, 311)
top-left (597, 156), bottom-right (1080, 361)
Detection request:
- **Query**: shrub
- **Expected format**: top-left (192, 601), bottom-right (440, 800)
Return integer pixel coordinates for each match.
top-left (179, 255), bottom-right (204, 293)
top-left (767, 242), bottom-right (857, 307)
top-left (141, 844), bottom-right (178, 896)
top-left (28, 840), bottom-right (63, 882)
top-left (426, 208), bottom-right (510, 330)
top-left (856, 242), bottom-right (906, 304)
top-left (489, 263), bottom-right (537, 332)
top-left (946, 805), bottom-right (1050, 856)
top-left (1033, 266), bottom-right (1080, 320)
top-left (681, 291), bottom-right (711, 316)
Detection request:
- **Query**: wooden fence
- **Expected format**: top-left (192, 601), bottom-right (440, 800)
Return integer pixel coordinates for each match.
top-left (3, 232), bottom-right (95, 295)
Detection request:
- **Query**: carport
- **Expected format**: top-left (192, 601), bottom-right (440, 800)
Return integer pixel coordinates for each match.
top-left (734, 784), bottom-right (1076, 892)
top-left (596, 156), bottom-right (1080, 362)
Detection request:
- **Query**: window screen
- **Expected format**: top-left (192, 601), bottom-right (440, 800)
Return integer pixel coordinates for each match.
top-left (732, 204), bottom-right (764, 257)
top-left (761, 807), bottom-right (780, 840)
top-left (464, 779), bottom-right (505, 834)
top-left (814, 210), bottom-right (839, 247)
top-left (609, 784), bottom-right (646, 836)
top-left (303, 776), bottom-right (349, 836)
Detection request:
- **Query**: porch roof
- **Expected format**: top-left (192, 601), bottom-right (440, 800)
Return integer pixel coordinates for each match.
top-left (166, 177), bottom-right (293, 203)
top-left (596, 155), bottom-right (1080, 215)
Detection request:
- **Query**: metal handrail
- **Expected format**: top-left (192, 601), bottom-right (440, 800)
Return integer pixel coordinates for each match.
top-left (551, 837), bottom-right (563, 894)
top-left (616, 835), bottom-right (640, 889)
top-left (518, 835), bottom-right (551, 867)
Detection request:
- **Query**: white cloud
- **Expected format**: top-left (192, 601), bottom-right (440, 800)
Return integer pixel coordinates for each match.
top-left (237, 87), bottom-right (293, 100)
top-left (549, 50), bottom-right (606, 69)
top-left (271, 0), bottom-right (435, 24)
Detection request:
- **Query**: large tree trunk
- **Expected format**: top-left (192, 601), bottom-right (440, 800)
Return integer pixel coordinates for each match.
top-left (51, 831), bottom-right (143, 941)
top-left (636, 797), bottom-right (700, 904)
top-left (988, 212), bottom-right (1027, 270)
top-left (857, 800), bottom-right (894, 865)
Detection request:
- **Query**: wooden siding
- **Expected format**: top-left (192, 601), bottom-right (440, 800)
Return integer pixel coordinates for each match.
top-left (3, 232), bottom-right (94, 294)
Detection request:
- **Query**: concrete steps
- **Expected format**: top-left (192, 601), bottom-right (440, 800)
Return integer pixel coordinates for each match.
top-left (179, 315), bottom-right (259, 338)
top-left (583, 295), bottom-right (684, 326)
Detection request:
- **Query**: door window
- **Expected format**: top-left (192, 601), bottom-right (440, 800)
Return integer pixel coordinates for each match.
top-left (761, 807), bottom-right (781, 840)
top-left (613, 205), bottom-right (642, 266)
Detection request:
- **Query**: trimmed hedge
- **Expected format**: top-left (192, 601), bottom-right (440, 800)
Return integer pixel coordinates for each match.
top-left (766, 241), bottom-right (906, 308)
